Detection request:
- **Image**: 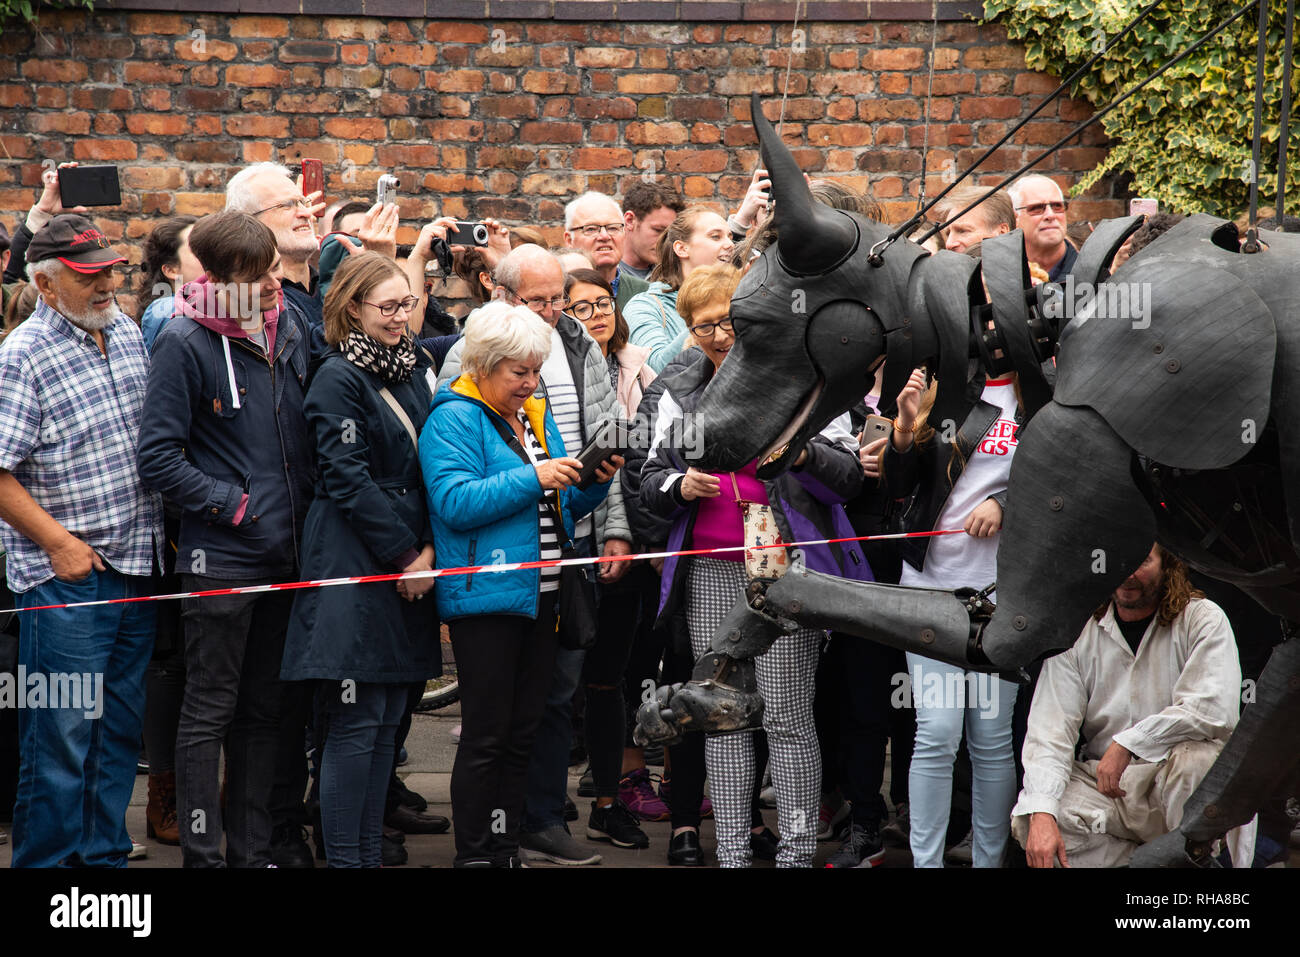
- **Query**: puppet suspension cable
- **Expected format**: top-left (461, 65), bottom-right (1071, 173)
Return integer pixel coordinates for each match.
top-left (912, 0), bottom-right (1264, 249)
top-left (1276, 0), bottom-right (1295, 225)
top-left (916, 9), bottom-right (940, 212)
top-left (869, 0), bottom-right (1168, 265)
top-left (776, 0), bottom-right (803, 138)
top-left (1245, 0), bottom-right (1271, 252)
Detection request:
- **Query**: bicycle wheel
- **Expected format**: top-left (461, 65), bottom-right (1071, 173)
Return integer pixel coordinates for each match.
top-left (416, 628), bottom-right (458, 712)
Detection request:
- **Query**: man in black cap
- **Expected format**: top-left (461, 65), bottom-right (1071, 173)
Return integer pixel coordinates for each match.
top-left (0, 212), bottom-right (164, 867)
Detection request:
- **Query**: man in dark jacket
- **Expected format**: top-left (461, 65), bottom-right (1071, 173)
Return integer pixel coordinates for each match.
top-left (137, 211), bottom-right (315, 868)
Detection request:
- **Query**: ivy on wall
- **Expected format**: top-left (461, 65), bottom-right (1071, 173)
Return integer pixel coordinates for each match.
top-left (983, 0), bottom-right (1299, 216)
top-left (1, 0), bottom-right (93, 34)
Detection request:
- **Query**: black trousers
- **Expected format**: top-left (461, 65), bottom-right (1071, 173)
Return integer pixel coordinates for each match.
top-left (449, 608), bottom-right (558, 865)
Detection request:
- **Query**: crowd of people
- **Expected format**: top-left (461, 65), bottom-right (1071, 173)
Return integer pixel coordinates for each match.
top-left (0, 147), bottom-right (1293, 870)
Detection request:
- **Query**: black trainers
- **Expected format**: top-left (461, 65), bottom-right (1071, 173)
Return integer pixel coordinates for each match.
top-left (577, 765), bottom-right (595, 798)
top-left (825, 821), bottom-right (886, 869)
top-left (270, 824), bottom-right (315, 869)
top-left (586, 800), bottom-right (650, 849)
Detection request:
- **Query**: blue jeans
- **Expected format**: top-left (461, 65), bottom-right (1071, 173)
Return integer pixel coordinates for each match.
top-left (319, 681), bottom-right (407, 868)
top-left (11, 569), bottom-right (154, 868)
top-left (905, 652), bottom-right (1018, 868)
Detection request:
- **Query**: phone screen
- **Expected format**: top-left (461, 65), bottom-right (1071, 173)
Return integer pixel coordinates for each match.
top-left (57, 166), bottom-right (121, 207)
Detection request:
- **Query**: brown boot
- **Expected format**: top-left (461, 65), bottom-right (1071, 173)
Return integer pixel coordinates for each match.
top-left (146, 770), bottom-right (181, 845)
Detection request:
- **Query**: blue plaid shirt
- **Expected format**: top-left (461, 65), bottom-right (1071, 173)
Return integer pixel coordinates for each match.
top-left (0, 297), bottom-right (163, 593)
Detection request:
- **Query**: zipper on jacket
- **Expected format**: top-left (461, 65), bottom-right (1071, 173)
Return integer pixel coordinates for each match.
top-left (465, 537), bottom-right (476, 590)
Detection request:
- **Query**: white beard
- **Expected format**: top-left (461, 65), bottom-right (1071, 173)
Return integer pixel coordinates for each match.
top-left (61, 300), bottom-right (118, 332)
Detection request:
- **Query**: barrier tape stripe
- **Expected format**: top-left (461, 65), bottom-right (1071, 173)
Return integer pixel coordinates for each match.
top-left (0, 528), bottom-right (967, 616)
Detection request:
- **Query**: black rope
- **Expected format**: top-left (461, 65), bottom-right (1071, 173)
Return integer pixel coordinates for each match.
top-left (869, 0), bottom-right (1169, 262)
top-left (907, 0), bottom-right (1263, 252)
top-left (1244, 0), bottom-right (1270, 252)
top-left (1276, 0), bottom-right (1295, 224)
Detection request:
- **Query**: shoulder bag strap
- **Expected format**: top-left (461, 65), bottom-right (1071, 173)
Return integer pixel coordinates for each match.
top-left (377, 386), bottom-right (419, 446)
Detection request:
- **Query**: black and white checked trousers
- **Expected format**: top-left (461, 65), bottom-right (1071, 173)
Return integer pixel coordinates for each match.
top-left (687, 558), bottom-right (822, 867)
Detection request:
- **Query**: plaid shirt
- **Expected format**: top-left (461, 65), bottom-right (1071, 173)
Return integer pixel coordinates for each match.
top-left (0, 297), bottom-right (163, 593)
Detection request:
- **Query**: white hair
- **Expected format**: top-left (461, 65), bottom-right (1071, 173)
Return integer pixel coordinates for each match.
top-left (1007, 173), bottom-right (1064, 210)
top-left (460, 300), bottom-right (553, 380)
top-left (492, 243), bottom-right (561, 293)
top-left (226, 162), bottom-right (293, 213)
top-left (25, 257), bottom-right (66, 283)
top-left (564, 190), bottom-right (622, 229)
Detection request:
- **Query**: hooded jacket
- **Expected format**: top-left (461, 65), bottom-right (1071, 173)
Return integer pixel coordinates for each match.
top-left (639, 349), bottom-right (872, 625)
top-left (622, 281), bottom-right (686, 374)
top-left (421, 374), bottom-right (611, 622)
top-left (137, 276), bottom-right (314, 579)
top-left (437, 312), bottom-right (630, 547)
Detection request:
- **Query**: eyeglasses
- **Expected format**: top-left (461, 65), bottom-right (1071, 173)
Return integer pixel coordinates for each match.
top-left (572, 223), bottom-right (626, 238)
top-left (254, 197), bottom-right (313, 216)
top-left (689, 317), bottom-right (734, 337)
top-left (565, 296), bottom-right (615, 322)
top-left (502, 287), bottom-right (566, 313)
top-left (363, 296), bottom-right (420, 317)
top-left (1015, 201), bottom-right (1068, 217)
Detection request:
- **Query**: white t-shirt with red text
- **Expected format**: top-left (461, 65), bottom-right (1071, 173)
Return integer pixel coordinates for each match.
top-left (900, 377), bottom-right (1018, 595)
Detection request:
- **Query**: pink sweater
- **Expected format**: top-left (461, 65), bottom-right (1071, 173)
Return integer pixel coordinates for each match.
top-left (690, 460), bottom-right (770, 562)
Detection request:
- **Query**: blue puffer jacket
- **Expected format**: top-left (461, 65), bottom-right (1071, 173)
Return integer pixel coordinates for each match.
top-left (420, 374), bottom-right (611, 622)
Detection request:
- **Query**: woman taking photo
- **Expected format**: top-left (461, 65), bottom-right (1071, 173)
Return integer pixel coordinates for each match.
top-left (880, 367), bottom-right (1022, 867)
top-left (420, 301), bottom-right (620, 868)
top-left (280, 252), bottom-right (439, 868)
top-left (640, 263), bottom-right (871, 867)
top-left (622, 207), bottom-right (735, 374)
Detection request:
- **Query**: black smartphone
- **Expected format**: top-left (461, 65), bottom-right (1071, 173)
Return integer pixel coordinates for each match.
top-left (450, 221), bottom-right (490, 247)
top-left (574, 418), bottom-right (629, 489)
top-left (57, 166), bottom-right (121, 207)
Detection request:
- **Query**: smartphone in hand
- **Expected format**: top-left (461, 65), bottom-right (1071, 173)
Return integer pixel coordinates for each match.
top-left (57, 166), bottom-right (121, 207)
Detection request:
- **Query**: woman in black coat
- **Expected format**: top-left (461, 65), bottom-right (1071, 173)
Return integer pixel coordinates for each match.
top-left (281, 252), bottom-right (438, 867)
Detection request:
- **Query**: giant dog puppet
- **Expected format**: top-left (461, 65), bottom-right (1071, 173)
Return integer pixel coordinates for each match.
top-left (635, 92), bottom-right (1300, 868)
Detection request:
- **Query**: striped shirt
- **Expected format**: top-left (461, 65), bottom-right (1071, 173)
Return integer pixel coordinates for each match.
top-left (0, 298), bottom-right (164, 593)
top-left (518, 410), bottom-right (562, 593)
top-left (540, 327), bottom-right (591, 539)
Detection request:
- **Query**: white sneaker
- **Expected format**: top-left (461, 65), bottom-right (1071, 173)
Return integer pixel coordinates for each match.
top-left (128, 838), bottom-right (147, 860)
top-left (450, 723), bottom-right (462, 743)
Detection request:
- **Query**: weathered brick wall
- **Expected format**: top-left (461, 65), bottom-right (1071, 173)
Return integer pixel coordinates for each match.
top-left (0, 5), bottom-right (1119, 311)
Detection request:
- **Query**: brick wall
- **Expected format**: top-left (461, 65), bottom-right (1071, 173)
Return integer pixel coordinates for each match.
top-left (0, 5), bottom-right (1120, 312)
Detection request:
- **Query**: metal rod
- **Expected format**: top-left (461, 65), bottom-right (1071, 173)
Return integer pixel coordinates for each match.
top-left (1245, 0), bottom-right (1270, 251)
top-left (1277, 0), bottom-right (1296, 223)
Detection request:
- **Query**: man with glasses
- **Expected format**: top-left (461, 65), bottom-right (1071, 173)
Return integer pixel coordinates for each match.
top-left (562, 191), bottom-right (649, 310)
top-left (437, 244), bottom-right (632, 865)
top-left (1008, 174), bottom-right (1077, 281)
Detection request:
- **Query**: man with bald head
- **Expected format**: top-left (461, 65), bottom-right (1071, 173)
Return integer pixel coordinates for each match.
top-left (562, 191), bottom-right (649, 310)
top-left (1008, 174), bottom-right (1077, 281)
top-left (437, 245), bottom-right (633, 863)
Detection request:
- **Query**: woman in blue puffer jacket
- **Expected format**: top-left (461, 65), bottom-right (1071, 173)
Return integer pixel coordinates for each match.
top-left (420, 301), bottom-right (620, 868)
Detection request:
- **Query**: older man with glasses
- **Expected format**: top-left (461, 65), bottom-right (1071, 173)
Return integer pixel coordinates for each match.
top-left (1008, 174), bottom-right (1077, 281)
top-left (437, 244), bottom-right (632, 865)
top-left (562, 191), bottom-right (649, 311)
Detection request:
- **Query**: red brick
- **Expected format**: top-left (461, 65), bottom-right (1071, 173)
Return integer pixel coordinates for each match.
top-left (127, 13), bottom-right (187, 35)
top-left (1014, 72), bottom-right (1060, 95)
top-left (388, 67), bottom-right (421, 91)
top-left (723, 24), bottom-right (772, 43)
top-left (479, 147), bottom-right (536, 169)
top-left (664, 149), bottom-right (727, 173)
top-left (474, 45), bottom-right (536, 68)
top-left (862, 47), bottom-right (926, 71)
top-left (426, 22), bottom-right (490, 44)
top-left (965, 45), bottom-right (1025, 70)
top-left (74, 139), bottom-right (138, 161)
top-left (479, 95), bottom-right (539, 119)
top-left (523, 70), bottom-right (579, 94)
top-left (193, 116), bottom-right (222, 136)
top-left (525, 22), bottom-right (587, 43)
top-left (324, 117), bottom-right (388, 139)
top-left (962, 96), bottom-right (1022, 120)
top-left (227, 115), bottom-right (291, 138)
top-left (807, 123), bottom-right (872, 147)
top-left (72, 88), bottom-right (134, 111)
top-left (616, 73), bottom-right (679, 95)
top-left (176, 141), bottom-right (241, 163)
top-left (573, 96), bottom-right (635, 120)
top-left (139, 89), bottom-right (172, 111)
top-left (27, 112), bottom-right (91, 134)
top-left (275, 92), bottom-right (340, 113)
top-left (575, 47), bottom-right (636, 69)
top-left (376, 43), bottom-right (438, 66)
top-left (23, 60), bottom-right (86, 83)
top-left (423, 173), bottom-right (486, 193)
top-left (428, 120), bottom-right (484, 141)
top-left (226, 64), bottom-right (291, 87)
top-left (71, 36), bottom-right (135, 59)
top-left (122, 167), bottom-right (184, 190)
top-left (625, 121), bottom-right (689, 145)
top-left (174, 193), bottom-right (226, 216)
top-left (126, 113), bottom-right (188, 136)
top-left (341, 44), bottom-right (369, 64)
top-left (0, 86), bottom-right (31, 107)
top-left (174, 38), bottom-right (239, 62)
top-left (916, 73), bottom-right (976, 96)
top-left (521, 172), bottom-right (584, 195)
top-left (572, 147), bottom-right (634, 169)
top-left (34, 86), bottom-right (67, 108)
top-left (94, 114), bottom-right (123, 135)
top-left (519, 122), bottom-right (581, 143)
top-left (440, 96), bottom-right (472, 117)
top-left (231, 16), bottom-right (290, 38)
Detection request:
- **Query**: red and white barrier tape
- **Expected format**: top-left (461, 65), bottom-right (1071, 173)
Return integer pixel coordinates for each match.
top-left (0, 529), bottom-right (967, 615)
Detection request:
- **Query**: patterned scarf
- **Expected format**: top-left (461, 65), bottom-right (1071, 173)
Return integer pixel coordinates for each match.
top-left (340, 330), bottom-right (417, 383)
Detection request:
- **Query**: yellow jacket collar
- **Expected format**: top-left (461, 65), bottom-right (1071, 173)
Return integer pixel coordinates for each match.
top-left (451, 374), bottom-right (552, 456)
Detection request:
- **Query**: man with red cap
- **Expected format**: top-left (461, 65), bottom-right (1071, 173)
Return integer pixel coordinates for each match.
top-left (0, 211), bottom-right (163, 867)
